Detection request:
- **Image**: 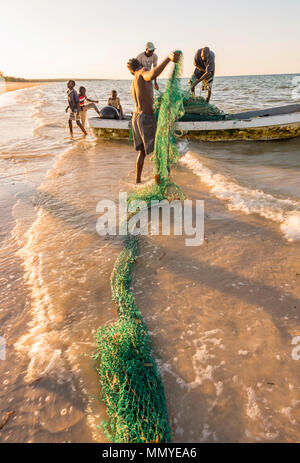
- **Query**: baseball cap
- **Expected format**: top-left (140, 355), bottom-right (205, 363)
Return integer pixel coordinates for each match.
top-left (146, 42), bottom-right (156, 51)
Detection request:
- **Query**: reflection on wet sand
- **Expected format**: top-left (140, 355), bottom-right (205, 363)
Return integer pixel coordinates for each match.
top-left (0, 79), bottom-right (300, 442)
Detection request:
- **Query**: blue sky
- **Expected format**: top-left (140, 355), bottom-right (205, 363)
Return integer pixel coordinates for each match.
top-left (1, 0), bottom-right (300, 79)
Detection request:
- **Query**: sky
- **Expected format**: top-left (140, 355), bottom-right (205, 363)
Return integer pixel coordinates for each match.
top-left (1, 0), bottom-right (300, 79)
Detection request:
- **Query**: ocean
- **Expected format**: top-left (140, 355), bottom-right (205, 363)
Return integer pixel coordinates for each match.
top-left (0, 74), bottom-right (300, 442)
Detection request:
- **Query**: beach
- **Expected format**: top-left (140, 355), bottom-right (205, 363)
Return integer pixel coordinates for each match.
top-left (0, 76), bottom-right (299, 442)
top-left (137, 160), bottom-right (300, 442)
top-left (2, 82), bottom-right (47, 93)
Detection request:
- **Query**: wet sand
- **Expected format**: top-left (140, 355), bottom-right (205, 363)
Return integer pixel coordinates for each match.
top-left (0, 79), bottom-right (299, 441)
top-left (0, 148), bottom-right (299, 442)
top-left (132, 161), bottom-right (300, 442)
top-left (0, 140), bottom-right (133, 443)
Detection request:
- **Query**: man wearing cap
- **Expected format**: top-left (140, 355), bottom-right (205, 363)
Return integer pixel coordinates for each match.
top-left (136, 42), bottom-right (159, 91)
top-left (189, 47), bottom-right (215, 103)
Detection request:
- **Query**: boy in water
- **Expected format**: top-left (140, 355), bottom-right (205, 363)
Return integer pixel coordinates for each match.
top-left (107, 90), bottom-right (125, 119)
top-left (65, 80), bottom-right (87, 136)
top-left (78, 86), bottom-right (101, 128)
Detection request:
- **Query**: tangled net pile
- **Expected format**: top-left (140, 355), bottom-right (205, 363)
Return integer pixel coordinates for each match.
top-left (93, 237), bottom-right (171, 443)
top-left (154, 83), bottom-right (234, 122)
top-left (93, 52), bottom-right (185, 443)
top-left (180, 94), bottom-right (234, 121)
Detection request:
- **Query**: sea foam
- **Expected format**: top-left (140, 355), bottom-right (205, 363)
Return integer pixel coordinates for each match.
top-left (180, 152), bottom-right (300, 241)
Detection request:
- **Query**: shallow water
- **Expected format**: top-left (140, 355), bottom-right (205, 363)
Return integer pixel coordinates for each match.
top-left (0, 75), bottom-right (300, 442)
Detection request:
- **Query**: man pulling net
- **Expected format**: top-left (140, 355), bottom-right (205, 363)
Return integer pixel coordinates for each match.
top-left (189, 47), bottom-right (215, 103)
top-left (127, 51), bottom-right (181, 184)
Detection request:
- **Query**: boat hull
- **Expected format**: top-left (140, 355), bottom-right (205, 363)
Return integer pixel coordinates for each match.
top-left (175, 122), bottom-right (300, 141)
top-left (91, 127), bottom-right (131, 139)
top-left (88, 107), bottom-right (300, 142)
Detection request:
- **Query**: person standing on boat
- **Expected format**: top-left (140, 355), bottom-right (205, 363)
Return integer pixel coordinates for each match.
top-left (136, 42), bottom-right (159, 91)
top-left (189, 47), bottom-right (215, 103)
top-left (127, 51), bottom-right (180, 184)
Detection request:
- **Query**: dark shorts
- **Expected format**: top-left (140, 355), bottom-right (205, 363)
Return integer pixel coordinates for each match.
top-left (69, 110), bottom-right (80, 121)
top-left (132, 113), bottom-right (157, 155)
top-left (190, 68), bottom-right (214, 91)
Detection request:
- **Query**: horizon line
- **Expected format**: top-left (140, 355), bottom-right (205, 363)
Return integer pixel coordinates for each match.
top-left (8, 72), bottom-right (300, 82)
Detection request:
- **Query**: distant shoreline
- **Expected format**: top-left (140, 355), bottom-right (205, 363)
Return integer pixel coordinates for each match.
top-left (2, 73), bottom-right (299, 93)
top-left (3, 78), bottom-right (104, 83)
top-left (3, 72), bottom-right (300, 83)
top-left (3, 81), bottom-right (48, 93)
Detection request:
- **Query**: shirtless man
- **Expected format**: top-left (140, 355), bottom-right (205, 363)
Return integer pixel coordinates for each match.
top-left (127, 50), bottom-right (181, 184)
top-left (107, 90), bottom-right (125, 119)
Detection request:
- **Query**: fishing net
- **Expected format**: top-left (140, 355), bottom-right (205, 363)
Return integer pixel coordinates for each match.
top-left (93, 237), bottom-right (171, 443)
top-left (155, 84), bottom-right (234, 122)
top-left (153, 53), bottom-right (185, 181)
top-left (180, 94), bottom-right (234, 121)
top-left (93, 54), bottom-right (187, 443)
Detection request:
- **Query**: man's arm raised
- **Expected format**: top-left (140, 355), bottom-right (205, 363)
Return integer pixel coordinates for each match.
top-left (142, 51), bottom-right (181, 82)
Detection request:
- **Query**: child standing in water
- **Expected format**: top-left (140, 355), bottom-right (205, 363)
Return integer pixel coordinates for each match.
top-left (78, 86), bottom-right (101, 128)
top-left (65, 80), bottom-right (87, 137)
top-left (107, 90), bottom-right (125, 119)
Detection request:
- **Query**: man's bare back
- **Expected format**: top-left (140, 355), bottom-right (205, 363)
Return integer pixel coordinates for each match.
top-left (130, 69), bottom-right (154, 114)
top-left (127, 51), bottom-right (181, 183)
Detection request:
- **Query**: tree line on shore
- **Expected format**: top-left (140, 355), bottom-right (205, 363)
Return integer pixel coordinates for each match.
top-left (0, 71), bottom-right (102, 83)
top-left (0, 71), bottom-right (67, 82)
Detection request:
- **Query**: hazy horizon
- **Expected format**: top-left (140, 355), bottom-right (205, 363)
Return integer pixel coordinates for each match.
top-left (1, 0), bottom-right (300, 79)
top-left (6, 72), bottom-right (300, 82)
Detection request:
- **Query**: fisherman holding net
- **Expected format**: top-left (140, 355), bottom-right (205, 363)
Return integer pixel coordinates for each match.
top-left (127, 51), bottom-right (181, 184)
top-left (189, 47), bottom-right (215, 103)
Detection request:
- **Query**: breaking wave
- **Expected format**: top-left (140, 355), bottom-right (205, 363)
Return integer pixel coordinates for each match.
top-left (180, 152), bottom-right (300, 241)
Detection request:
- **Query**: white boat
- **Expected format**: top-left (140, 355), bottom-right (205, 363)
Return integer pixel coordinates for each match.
top-left (88, 104), bottom-right (300, 142)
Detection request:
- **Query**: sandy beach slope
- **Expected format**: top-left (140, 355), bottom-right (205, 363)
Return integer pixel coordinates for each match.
top-left (2, 82), bottom-right (47, 93)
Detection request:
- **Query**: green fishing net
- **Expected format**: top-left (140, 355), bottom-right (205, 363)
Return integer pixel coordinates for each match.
top-left (153, 53), bottom-right (185, 181)
top-left (155, 82), bottom-right (234, 122)
top-left (180, 94), bottom-right (234, 121)
top-left (93, 237), bottom-right (171, 443)
top-left (93, 54), bottom-right (188, 443)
